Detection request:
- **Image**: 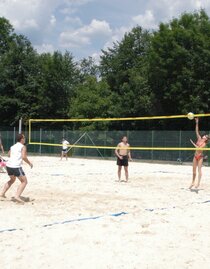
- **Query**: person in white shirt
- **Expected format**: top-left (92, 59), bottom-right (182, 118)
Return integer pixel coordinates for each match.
top-left (0, 133), bottom-right (33, 204)
top-left (60, 137), bottom-right (69, 160)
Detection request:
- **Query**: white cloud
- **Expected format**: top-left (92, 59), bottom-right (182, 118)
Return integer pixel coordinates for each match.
top-left (0, 0), bottom-right (60, 31)
top-left (59, 19), bottom-right (112, 48)
top-left (50, 15), bottom-right (56, 26)
top-left (132, 10), bottom-right (158, 30)
top-left (1, 0), bottom-right (210, 59)
top-left (64, 16), bottom-right (83, 26)
top-left (81, 19), bottom-right (112, 35)
top-left (60, 31), bottom-right (90, 47)
top-left (12, 18), bottom-right (39, 30)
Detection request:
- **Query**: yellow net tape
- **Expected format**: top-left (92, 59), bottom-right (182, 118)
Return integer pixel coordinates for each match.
top-left (29, 113), bottom-right (210, 122)
top-left (28, 113), bottom-right (210, 151)
top-left (29, 142), bottom-right (210, 151)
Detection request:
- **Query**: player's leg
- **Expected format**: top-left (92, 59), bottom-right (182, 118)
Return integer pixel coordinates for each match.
top-left (65, 150), bottom-right (68, 160)
top-left (124, 166), bottom-right (128, 182)
top-left (195, 158), bottom-right (203, 188)
top-left (0, 175), bottom-right (16, 198)
top-left (118, 165), bottom-right (122, 181)
top-left (15, 175), bottom-right (28, 203)
top-left (189, 157), bottom-right (197, 189)
top-left (60, 150), bottom-right (63, 160)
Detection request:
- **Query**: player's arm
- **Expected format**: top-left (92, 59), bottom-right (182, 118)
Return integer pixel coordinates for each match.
top-left (0, 143), bottom-right (4, 154)
top-left (127, 144), bottom-right (132, 161)
top-left (115, 143), bottom-right (121, 158)
top-left (195, 118), bottom-right (201, 139)
top-left (190, 139), bottom-right (198, 148)
top-left (21, 146), bottom-right (33, 168)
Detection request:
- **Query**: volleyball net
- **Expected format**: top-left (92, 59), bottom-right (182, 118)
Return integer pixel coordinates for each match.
top-left (28, 113), bottom-right (210, 162)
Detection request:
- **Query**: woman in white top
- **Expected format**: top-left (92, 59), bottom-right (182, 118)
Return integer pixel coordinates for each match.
top-left (0, 133), bottom-right (33, 204)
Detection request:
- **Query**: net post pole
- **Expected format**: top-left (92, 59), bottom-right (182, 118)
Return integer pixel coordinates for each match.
top-left (151, 130), bottom-right (154, 161)
top-left (39, 128), bottom-right (42, 155)
top-left (28, 119), bottom-right (31, 144)
top-left (13, 127), bottom-right (16, 144)
top-left (179, 130), bottom-right (182, 160)
top-left (18, 118), bottom-right (22, 134)
top-left (84, 134), bottom-right (87, 158)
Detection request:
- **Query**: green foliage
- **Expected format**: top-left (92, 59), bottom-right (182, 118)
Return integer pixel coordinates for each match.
top-left (148, 10), bottom-right (210, 129)
top-left (69, 76), bottom-right (116, 130)
top-left (100, 26), bottom-right (154, 129)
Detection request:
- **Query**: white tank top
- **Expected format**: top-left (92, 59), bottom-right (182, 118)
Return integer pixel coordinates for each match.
top-left (6, 142), bottom-right (24, 168)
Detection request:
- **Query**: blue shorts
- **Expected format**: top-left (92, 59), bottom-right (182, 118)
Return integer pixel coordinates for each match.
top-left (6, 166), bottom-right (25, 177)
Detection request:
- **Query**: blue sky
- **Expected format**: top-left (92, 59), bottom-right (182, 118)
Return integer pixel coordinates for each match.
top-left (0, 0), bottom-right (210, 61)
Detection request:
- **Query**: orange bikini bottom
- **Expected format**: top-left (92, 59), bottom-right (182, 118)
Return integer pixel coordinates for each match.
top-left (194, 153), bottom-right (204, 161)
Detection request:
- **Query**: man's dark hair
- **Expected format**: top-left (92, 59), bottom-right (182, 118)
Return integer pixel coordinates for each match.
top-left (16, 133), bottom-right (25, 142)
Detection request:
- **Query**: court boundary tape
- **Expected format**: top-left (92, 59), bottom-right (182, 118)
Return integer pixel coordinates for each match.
top-left (1, 199), bottom-right (210, 234)
top-left (0, 211), bottom-right (128, 234)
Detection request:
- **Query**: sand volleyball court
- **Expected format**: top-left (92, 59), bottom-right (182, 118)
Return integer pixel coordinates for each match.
top-left (0, 156), bottom-right (210, 269)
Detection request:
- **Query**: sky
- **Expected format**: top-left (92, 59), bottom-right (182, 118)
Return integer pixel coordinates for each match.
top-left (0, 0), bottom-right (210, 61)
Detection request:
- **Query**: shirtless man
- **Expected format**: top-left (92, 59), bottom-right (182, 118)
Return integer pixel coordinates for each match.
top-left (189, 118), bottom-right (209, 189)
top-left (115, 136), bottom-right (132, 182)
top-left (0, 133), bottom-right (33, 203)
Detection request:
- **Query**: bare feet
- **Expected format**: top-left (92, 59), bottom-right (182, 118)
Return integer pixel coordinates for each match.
top-left (0, 194), bottom-right (6, 199)
top-left (12, 197), bottom-right (24, 204)
top-left (189, 183), bottom-right (194, 189)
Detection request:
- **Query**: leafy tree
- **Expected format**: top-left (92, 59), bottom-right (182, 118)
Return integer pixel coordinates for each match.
top-left (148, 10), bottom-right (210, 129)
top-left (100, 26), bottom-right (154, 129)
top-left (0, 18), bottom-right (40, 125)
top-left (79, 56), bottom-right (99, 78)
top-left (0, 17), bottom-right (15, 54)
top-left (69, 76), bottom-right (116, 130)
top-left (37, 51), bottom-right (79, 119)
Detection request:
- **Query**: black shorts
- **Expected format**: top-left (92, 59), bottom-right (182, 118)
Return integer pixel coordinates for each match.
top-left (62, 149), bottom-right (68, 153)
top-left (6, 166), bottom-right (25, 177)
top-left (117, 155), bottom-right (128, 167)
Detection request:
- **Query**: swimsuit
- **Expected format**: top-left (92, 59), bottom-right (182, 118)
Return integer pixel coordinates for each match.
top-left (117, 155), bottom-right (129, 167)
top-left (194, 153), bottom-right (204, 161)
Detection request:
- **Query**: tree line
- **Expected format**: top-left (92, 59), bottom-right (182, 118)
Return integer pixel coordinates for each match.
top-left (1, 10), bottom-right (210, 130)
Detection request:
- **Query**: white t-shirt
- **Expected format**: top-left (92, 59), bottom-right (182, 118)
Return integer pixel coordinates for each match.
top-left (62, 140), bottom-right (69, 150)
top-left (6, 142), bottom-right (24, 168)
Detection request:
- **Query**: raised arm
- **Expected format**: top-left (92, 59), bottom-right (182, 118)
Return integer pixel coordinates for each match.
top-left (195, 118), bottom-right (201, 140)
top-left (190, 139), bottom-right (198, 148)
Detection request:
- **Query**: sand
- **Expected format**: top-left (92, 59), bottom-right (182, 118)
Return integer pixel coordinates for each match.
top-left (0, 156), bottom-right (210, 269)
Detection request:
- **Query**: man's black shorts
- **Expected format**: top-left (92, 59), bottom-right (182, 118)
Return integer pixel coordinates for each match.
top-left (117, 155), bottom-right (128, 167)
top-left (6, 166), bottom-right (25, 177)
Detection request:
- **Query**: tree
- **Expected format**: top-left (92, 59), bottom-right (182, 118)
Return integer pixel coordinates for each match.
top-left (0, 17), bottom-right (40, 125)
top-left (100, 26), bottom-right (154, 129)
top-left (37, 51), bottom-right (79, 119)
top-left (148, 10), bottom-right (210, 129)
top-left (69, 76), bottom-right (116, 130)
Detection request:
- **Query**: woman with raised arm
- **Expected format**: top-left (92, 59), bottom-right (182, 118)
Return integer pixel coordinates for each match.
top-left (189, 118), bottom-right (209, 189)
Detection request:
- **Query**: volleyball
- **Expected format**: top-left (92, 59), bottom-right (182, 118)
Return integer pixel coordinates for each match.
top-left (187, 112), bottom-right (194, 120)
